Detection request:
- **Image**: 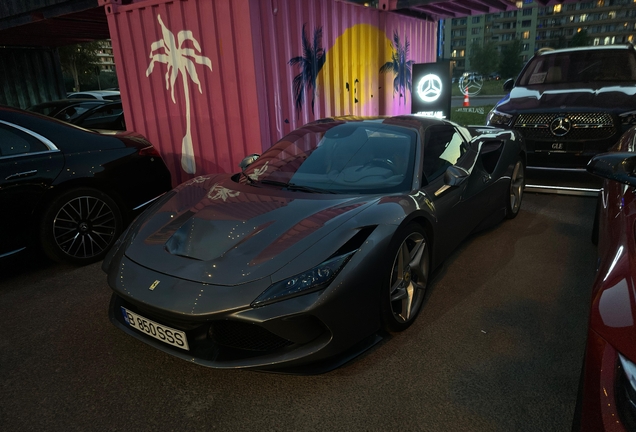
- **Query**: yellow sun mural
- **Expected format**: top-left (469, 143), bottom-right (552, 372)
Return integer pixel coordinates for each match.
top-left (318, 24), bottom-right (393, 116)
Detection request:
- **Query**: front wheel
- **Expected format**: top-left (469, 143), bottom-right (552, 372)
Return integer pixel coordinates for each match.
top-left (40, 187), bottom-right (123, 265)
top-left (506, 158), bottom-right (525, 219)
top-left (381, 223), bottom-right (430, 332)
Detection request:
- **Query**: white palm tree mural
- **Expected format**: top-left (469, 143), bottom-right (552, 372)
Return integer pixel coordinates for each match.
top-left (146, 14), bottom-right (212, 174)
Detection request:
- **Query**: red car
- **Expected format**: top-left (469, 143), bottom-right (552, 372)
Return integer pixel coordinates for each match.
top-left (578, 128), bottom-right (636, 431)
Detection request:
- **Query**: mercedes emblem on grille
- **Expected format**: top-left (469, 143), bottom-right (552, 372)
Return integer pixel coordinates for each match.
top-left (550, 116), bottom-right (572, 137)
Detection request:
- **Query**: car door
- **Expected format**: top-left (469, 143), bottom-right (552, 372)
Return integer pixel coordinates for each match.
top-left (419, 124), bottom-right (486, 259)
top-left (0, 121), bottom-right (64, 257)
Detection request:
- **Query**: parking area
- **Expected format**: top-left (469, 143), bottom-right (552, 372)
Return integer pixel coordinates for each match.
top-left (0, 192), bottom-right (597, 432)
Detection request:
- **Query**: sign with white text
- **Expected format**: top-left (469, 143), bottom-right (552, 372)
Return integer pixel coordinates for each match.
top-left (411, 61), bottom-right (452, 119)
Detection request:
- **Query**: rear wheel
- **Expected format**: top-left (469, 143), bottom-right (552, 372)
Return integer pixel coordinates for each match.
top-left (381, 223), bottom-right (430, 332)
top-left (40, 187), bottom-right (122, 265)
top-left (506, 158), bottom-right (525, 219)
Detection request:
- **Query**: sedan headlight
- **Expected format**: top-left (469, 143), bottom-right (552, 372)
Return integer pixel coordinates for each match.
top-left (620, 111), bottom-right (636, 126)
top-left (486, 109), bottom-right (513, 126)
top-left (251, 251), bottom-right (356, 307)
top-left (618, 354), bottom-right (636, 429)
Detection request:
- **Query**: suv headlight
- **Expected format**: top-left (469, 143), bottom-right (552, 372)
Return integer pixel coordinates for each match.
top-left (486, 109), bottom-right (513, 126)
top-left (620, 111), bottom-right (636, 126)
top-left (251, 251), bottom-right (356, 307)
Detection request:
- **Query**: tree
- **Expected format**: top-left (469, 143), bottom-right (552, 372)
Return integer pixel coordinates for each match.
top-left (146, 14), bottom-right (213, 174)
top-left (380, 31), bottom-right (415, 105)
top-left (288, 24), bottom-right (326, 117)
top-left (58, 41), bottom-right (101, 92)
top-left (468, 40), bottom-right (499, 76)
top-left (570, 30), bottom-right (591, 47)
top-left (499, 39), bottom-right (524, 81)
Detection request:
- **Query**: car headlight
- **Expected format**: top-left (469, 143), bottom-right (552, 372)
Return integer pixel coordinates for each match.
top-left (620, 111), bottom-right (636, 126)
top-left (102, 190), bottom-right (176, 273)
top-left (617, 353), bottom-right (636, 429)
top-left (486, 109), bottom-right (513, 127)
top-left (251, 251), bottom-right (356, 307)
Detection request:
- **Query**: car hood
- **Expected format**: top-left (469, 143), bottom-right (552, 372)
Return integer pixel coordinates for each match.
top-left (496, 84), bottom-right (636, 114)
top-left (124, 175), bottom-right (374, 286)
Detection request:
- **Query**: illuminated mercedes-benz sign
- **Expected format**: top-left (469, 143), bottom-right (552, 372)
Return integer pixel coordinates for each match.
top-left (417, 74), bottom-right (443, 103)
top-left (411, 61), bottom-right (451, 119)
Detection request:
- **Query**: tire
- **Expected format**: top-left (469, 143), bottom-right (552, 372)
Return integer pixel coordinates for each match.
top-left (40, 187), bottom-right (123, 265)
top-left (506, 157), bottom-right (525, 219)
top-left (381, 223), bottom-right (430, 332)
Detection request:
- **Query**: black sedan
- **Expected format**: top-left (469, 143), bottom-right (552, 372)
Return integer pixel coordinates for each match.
top-left (103, 116), bottom-right (525, 372)
top-left (29, 99), bottom-right (107, 122)
top-left (70, 102), bottom-right (125, 131)
top-left (29, 100), bottom-right (125, 131)
top-left (0, 106), bottom-right (172, 265)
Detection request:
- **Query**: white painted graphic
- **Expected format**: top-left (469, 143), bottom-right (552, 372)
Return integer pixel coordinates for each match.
top-left (207, 183), bottom-right (240, 201)
top-left (146, 15), bottom-right (213, 174)
top-left (184, 176), bottom-right (210, 186)
top-left (417, 74), bottom-right (442, 103)
top-left (248, 161), bottom-right (269, 181)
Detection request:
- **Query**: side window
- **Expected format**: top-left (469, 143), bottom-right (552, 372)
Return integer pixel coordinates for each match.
top-left (56, 103), bottom-right (100, 121)
top-left (423, 125), bottom-right (466, 182)
top-left (83, 105), bottom-right (123, 120)
top-left (0, 124), bottom-right (48, 157)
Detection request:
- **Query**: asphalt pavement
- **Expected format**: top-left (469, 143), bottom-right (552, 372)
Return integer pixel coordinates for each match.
top-left (0, 192), bottom-right (597, 432)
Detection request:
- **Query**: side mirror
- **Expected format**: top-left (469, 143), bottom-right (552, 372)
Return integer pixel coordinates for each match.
top-left (435, 165), bottom-right (470, 197)
top-left (503, 78), bottom-right (514, 93)
top-left (444, 165), bottom-right (470, 187)
top-left (587, 152), bottom-right (636, 187)
top-left (239, 153), bottom-right (260, 171)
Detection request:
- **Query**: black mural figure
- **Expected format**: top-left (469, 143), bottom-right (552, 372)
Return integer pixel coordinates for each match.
top-left (380, 31), bottom-right (414, 105)
top-left (289, 24), bottom-right (326, 117)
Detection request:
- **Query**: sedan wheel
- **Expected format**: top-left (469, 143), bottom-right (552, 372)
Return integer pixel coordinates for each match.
top-left (506, 158), bottom-right (525, 219)
top-left (382, 224), bottom-right (429, 332)
top-left (41, 188), bottom-right (122, 265)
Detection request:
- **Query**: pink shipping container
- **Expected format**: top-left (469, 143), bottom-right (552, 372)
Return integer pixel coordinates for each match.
top-left (100, 0), bottom-right (437, 185)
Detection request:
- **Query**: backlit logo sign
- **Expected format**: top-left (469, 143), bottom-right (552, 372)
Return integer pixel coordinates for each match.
top-left (550, 116), bottom-right (572, 137)
top-left (417, 74), bottom-right (443, 102)
top-left (411, 61), bottom-right (452, 119)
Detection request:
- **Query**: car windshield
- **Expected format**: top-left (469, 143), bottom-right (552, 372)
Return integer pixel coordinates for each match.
top-left (518, 49), bottom-right (636, 86)
top-left (241, 121), bottom-right (417, 194)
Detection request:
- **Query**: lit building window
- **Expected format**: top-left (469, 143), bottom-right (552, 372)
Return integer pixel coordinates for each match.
top-left (522, 31), bottom-right (530, 39)
top-left (554, 4), bottom-right (562, 13)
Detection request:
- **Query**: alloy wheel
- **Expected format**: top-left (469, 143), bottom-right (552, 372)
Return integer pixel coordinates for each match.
top-left (510, 160), bottom-right (525, 215)
top-left (53, 195), bottom-right (117, 259)
top-left (389, 232), bottom-right (429, 324)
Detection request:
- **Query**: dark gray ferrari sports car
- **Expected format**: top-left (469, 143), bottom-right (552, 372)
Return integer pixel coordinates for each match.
top-left (103, 116), bottom-right (525, 372)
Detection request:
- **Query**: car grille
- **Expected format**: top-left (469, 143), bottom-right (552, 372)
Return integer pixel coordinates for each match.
top-left (208, 320), bottom-right (294, 352)
top-left (513, 113), bottom-right (616, 141)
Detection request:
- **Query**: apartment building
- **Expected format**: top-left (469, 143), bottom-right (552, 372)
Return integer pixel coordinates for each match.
top-left (96, 39), bottom-right (115, 72)
top-left (441, 0), bottom-right (636, 75)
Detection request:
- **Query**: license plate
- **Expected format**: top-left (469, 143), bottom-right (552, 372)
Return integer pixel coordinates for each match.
top-left (121, 307), bottom-right (189, 351)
